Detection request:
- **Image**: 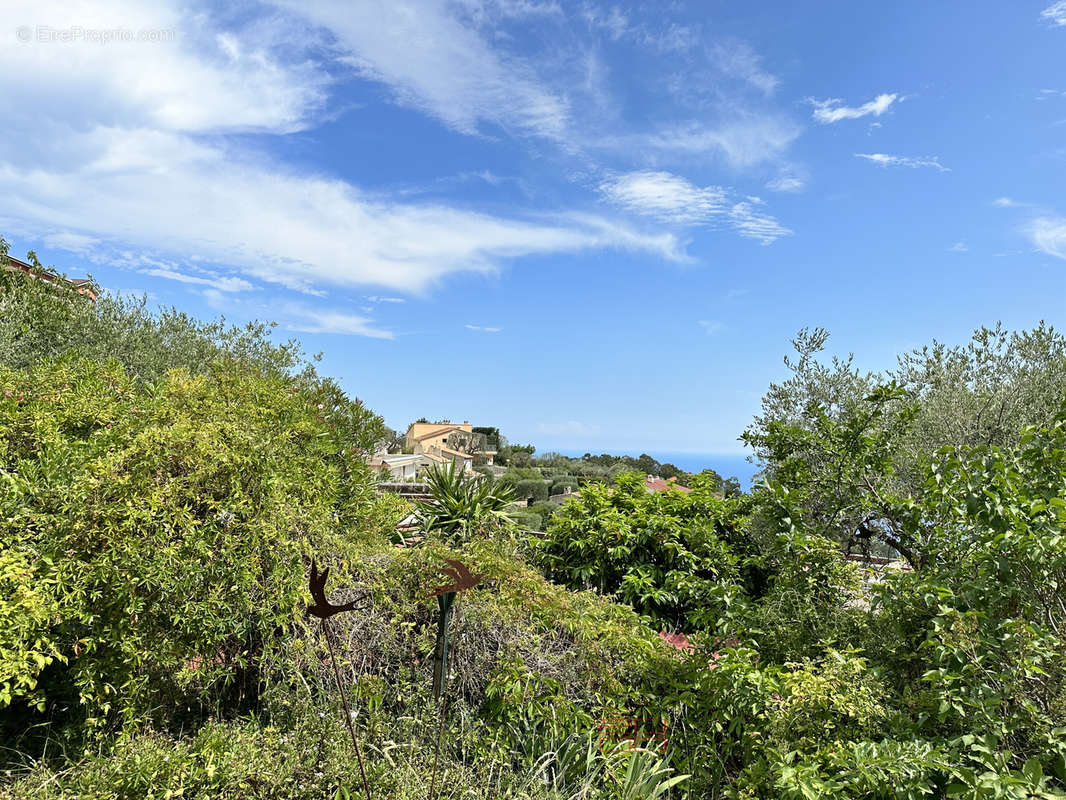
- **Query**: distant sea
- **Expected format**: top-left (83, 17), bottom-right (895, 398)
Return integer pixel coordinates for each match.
top-left (555, 450), bottom-right (760, 490)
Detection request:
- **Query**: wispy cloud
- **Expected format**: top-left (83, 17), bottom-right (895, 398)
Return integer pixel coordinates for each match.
top-left (618, 116), bottom-right (801, 168)
top-left (727, 198), bottom-right (793, 244)
top-left (994, 196), bottom-right (1019, 207)
top-left (698, 320), bottom-right (723, 335)
top-left (1041, 1), bottom-right (1066, 26)
top-left (4, 0), bottom-right (329, 136)
top-left (276, 0), bottom-right (571, 141)
top-left (203, 290), bottom-right (395, 339)
top-left (0, 127), bottom-right (685, 294)
top-left (142, 266), bottom-right (253, 292)
top-left (811, 93), bottom-right (899, 123)
top-left (765, 172), bottom-right (806, 193)
top-left (367, 296), bottom-right (405, 303)
top-left (464, 324), bottom-right (502, 332)
top-left (1027, 216), bottom-right (1066, 259)
top-left (709, 41), bottom-right (780, 94)
top-left (599, 171), bottom-right (727, 224)
top-left (599, 171), bottom-right (792, 244)
top-left (282, 304), bottom-right (396, 338)
top-left (855, 153), bottom-right (949, 172)
top-left (42, 231), bottom-right (100, 253)
top-left (949, 241), bottom-right (968, 253)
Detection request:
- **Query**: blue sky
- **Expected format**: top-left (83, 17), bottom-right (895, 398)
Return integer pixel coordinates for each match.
top-left (3, 1), bottom-right (1066, 455)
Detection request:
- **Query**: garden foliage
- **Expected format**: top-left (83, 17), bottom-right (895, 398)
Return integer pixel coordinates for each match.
top-left (3, 251), bottom-right (1066, 799)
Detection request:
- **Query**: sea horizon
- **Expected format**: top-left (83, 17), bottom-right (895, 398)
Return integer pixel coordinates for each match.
top-left (552, 449), bottom-right (761, 489)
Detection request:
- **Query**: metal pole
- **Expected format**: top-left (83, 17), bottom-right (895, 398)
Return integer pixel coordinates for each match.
top-left (428, 595), bottom-right (459, 800)
top-left (322, 618), bottom-right (372, 800)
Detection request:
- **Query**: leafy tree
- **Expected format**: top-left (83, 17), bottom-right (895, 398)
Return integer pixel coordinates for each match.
top-left (871, 413), bottom-right (1066, 761)
top-left (497, 443), bottom-right (535, 467)
top-left (658, 462), bottom-right (687, 484)
top-left (471, 426), bottom-right (501, 450)
top-left (538, 473), bottom-right (752, 630)
top-left (510, 478), bottom-right (549, 503)
top-left (743, 324), bottom-right (1066, 567)
top-left (634, 453), bottom-right (661, 476)
top-left (0, 245), bottom-right (339, 398)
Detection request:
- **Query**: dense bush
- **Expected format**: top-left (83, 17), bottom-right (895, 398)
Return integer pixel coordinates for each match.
top-left (4, 257), bottom-right (1066, 800)
top-left (550, 477), bottom-right (581, 495)
top-left (538, 472), bottom-right (754, 631)
top-left (0, 356), bottom-right (385, 731)
top-left (0, 246), bottom-right (320, 388)
top-left (510, 478), bottom-right (549, 503)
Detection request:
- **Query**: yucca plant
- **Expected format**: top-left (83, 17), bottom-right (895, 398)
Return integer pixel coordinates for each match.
top-left (611, 748), bottom-right (690, 800)
top-left (416, 461), bottom-right (517, 540)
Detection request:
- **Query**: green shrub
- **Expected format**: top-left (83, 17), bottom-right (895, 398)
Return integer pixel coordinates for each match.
top-left (0, 356), bottom-right (383, 729)
top-left (538, 473), bottom-right (752, 630)
top-left (511, 479), bottom-right (549, 503)
top-left (739, 529), bottom-right (864, 663)
top-left (512, 511), bottom-right (543, 531)
top-left (0, 252), bottom-right (316, 386)
top-left (550, 478), bottom-right (580, 495)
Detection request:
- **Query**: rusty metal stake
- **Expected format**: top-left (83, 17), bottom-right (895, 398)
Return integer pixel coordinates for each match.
top-left (322, 618), bottom-right (372, 800)
top-left (425, 560), bottom-right (481, 800)
top-left (308, 560), bottom-right (372, 800)
top-left (427, 593), bottom-right (461, 800)
top-left (427, 681), bottom-right (451, 800)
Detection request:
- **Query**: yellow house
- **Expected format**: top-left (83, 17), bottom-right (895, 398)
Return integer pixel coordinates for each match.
top-left (404, 420), bottom-right (497, 472)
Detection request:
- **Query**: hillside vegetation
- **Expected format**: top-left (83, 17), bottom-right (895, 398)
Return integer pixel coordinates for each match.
top-left (1, 244), bottom-right (1065, 799)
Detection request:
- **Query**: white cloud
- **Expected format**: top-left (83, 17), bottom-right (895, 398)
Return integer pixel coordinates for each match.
top-left (709, 41), bottom-right (779, 94)
top-left (464, 324), bottom-right (502, 332)
top-left (2, 0), bottom-right (328, 136)
top-left (141, 266), bottom-right (253, 292)
top-left (3, 0), bottom-right (797, 304)
top-left (765, 173), bottom-right (806, 193)
top-left (1027, 216), bottom-right (1066, 259)
top-left (627, 116), bottom-right (801, 168)
top-left (0, 127), bottom-right (685, 294)
top-left (42, 231), bottom-right (100, 253)
top-left (282, 304), bottom-right (395, 339)
top-left (274, 0), bottom-right (570, 140)
top-left (811, 93), bottom-right (899, 124)
top-left (698, 320), bottom-right (723, 335)
top-left (994, 196), bottom-right (1018, 207)
top-left (949, 241), bottom-right (968, 253)
top-left (727, 199), bottom-right (793, 244)
top-left (580, 5), bottom-right (631, 40)
top-left (367, 296), bottom-right (406, 303)
top-left (855, 153), bottom-right (949, 172)
top-left (1041, 1), bottom-right (1066, 26)
top-left (599, 171), bottom-right (727, 224)
top-left (203, 289), bottom-right (394, 338)
top-left (599, 171), bottom-right (792, 243)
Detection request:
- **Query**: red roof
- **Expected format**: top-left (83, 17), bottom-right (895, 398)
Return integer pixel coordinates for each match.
top-left (644, 476), bottom-right (692, 493)
top-left (3, 255), bottom-right (97, 301)
top-left (659, 631), bottom-right (695, 654)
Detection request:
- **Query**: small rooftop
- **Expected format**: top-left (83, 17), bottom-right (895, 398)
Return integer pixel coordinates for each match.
top-left (3, 254), bottom-right (97, 301)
